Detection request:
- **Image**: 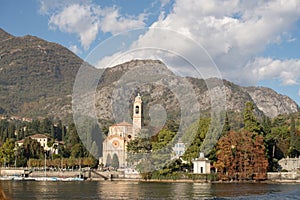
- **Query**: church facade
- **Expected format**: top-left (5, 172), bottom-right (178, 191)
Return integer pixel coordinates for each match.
top-left (102, 94), bottom-right (142, 168)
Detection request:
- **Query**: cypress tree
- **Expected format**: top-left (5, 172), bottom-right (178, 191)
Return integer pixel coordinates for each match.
top-left (243, 102), bottom-right (262, 134)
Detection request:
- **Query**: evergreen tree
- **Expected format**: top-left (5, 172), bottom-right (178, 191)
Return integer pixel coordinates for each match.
top-left (66, 123), bottom-right (80, 148)
top-left (40, 118), bottom-right (52, 134)
top-left (22, 138), bottom-right (44, 159)
top-left (290, 115), bottom-right (296, 148)
top-left (51, 125), bottom-right (55, 139)
top-left (7, 122), bottom-right (16, 139)
top-left (289, 115), bottom-right (300, 157)
top-left (182, 118), bottom-right (210, 163)
top-left (221, 112), bottom-right (230, 136)
top-left (30, 119), bottom-right (40, 134)
top-left (262, 115), bottom-right (272, 134)
top-left (243, 102), bottom-right (263, 134)
top-left (57, 120), bottom-right (63, 141)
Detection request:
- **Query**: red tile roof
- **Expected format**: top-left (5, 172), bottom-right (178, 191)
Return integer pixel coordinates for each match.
top-left (16, 139), bottom-right (25, 143)
top-left (29, 134), bottom-right (49, 139)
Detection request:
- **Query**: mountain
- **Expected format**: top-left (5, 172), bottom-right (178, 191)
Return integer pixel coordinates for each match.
top-left (0, 28), bottom-right (13, 41)
top-left (0, 29), bottom-right (298, 122)
top-left (243, 86), bottom-right (298, 118)
top-left (0, 28), bottom-right (93, 121)
top-left (94, 60), bottom-right (299, 125)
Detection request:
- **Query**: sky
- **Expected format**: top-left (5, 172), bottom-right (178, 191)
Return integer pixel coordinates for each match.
top-left (1, 0), bottom-right (300, 105)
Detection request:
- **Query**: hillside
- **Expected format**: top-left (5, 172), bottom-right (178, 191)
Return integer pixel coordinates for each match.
top-left (0, 28), bottom-right (90, 120)
top-left (94, 60), bottom-right (299, 126)
top-left (0, 28), bottom-right (298, 122)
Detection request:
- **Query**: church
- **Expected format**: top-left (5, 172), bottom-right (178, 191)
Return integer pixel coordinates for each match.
top-left (102, 93), bottom-right (143, 168)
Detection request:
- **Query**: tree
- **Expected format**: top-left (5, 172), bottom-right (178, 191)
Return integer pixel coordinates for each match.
top-left (65, 123), bottom-right (80, 149)
top-left (56, 120), bottom-right (63, 141)
top-left (29, 119), bottom-right (40, 134)
top-left (152, 129), bottom-right (176, 151)
top-left (262, 115), bottom-right (271, 135)
top-left (40, 118), bottom-right (52, 134)
top-left (182, 118), bottom-right (210, 163)
top-left (215, 130), bottom-right (268, 181)
top-left (70, 143), bottom-right (85, 158)
top-left (243, 102), bottom-right (263, 134)
top-left (288, 115), bottom-right (300, 157)
top-left (0, 139), bottom-right (16, 166)
top-left (221, 112), bottom-right (231, 136)
top-left (22, 138), bottom-right (44, 159)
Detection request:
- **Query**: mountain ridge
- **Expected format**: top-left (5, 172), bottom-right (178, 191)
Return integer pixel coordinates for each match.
top-left (0, 29), bottom-right (298, 122)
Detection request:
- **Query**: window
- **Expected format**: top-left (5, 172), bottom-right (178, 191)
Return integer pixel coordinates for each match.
top-left (135, 106), bottom-right (139, 114)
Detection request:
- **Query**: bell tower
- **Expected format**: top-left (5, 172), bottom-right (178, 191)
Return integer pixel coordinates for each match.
top-left (132, 93), bottom-right (142, 137)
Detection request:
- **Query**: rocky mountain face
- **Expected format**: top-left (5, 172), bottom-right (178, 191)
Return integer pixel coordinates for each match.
top-left (0, 28), bottom-right (298, 122)
top-left (243, 87), bottom-right (299, 118)
top-left (94, 60), bottom-right (299, 125)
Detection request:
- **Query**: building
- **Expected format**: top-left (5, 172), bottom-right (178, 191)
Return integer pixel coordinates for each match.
top-left (192, 152), bottom-right (211, 174)
top-left (29, 134), bottom-right (50, 150)
top-left (16, 134), bottom-right (60, 154)
top-left (172, 140), bottom-right (186, 160)
top-left (102, 93), bottom-right (143, 168)
top-left (279, 157), bottom-right (300, 172)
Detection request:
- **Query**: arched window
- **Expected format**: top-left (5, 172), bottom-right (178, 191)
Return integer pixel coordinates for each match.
top-left (135, 105), bottom-right (139, 114)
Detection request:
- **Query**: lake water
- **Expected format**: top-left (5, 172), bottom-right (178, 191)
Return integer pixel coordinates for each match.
top-left (1, 181), bottom-right (300, 200)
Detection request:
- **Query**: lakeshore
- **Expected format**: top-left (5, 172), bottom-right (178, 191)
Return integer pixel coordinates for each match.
top-left (1, 168), bottom-right (300, 183)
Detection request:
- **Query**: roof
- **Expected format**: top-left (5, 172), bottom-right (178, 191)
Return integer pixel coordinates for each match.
top-left (29, 134), bottom-right (49, 139)
top-left (16, 139), bottom-right (25, 143)
top-left (111, 122), bottom-right (132, 127)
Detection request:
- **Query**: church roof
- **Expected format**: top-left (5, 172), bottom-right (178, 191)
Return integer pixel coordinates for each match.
top-left (111, 121), bottom-right (133, 127)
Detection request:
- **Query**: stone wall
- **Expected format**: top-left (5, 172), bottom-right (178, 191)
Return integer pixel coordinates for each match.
top-left (0, 169), bottom-right (27, 176)
top-left (267, 172), bottom-right (300, 180)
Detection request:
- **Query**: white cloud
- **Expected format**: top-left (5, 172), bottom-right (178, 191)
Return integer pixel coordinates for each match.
top-left (49, 4), bottom-right (99, 50)
top-left (99, 7), bottom-right (146, 34)
top-left (69, 44), bottom-right (82, 55)
top-left (160, 0), bottom-right (171, 7)
top-left (38, 0), bottom-right (91, 15)
top-left (42, 0), bottom-right (300, 87)
top-left (126, 0), bottom-right (300, 85)
top-left (45, 2), bottom-right (146, 50)
top-left (248, 57), bottom-right (300, 85)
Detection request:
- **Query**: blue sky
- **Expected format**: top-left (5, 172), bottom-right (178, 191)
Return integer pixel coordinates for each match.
top-left (1, 0), bottom-right (300, 105)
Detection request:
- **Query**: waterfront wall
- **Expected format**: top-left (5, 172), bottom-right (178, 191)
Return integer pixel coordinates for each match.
top-left (267, 172), bottom-right (300, 180)
top-left (0, 169), bottom-right (27, 176)
top-left (30, 170), bottom-right (82, 178)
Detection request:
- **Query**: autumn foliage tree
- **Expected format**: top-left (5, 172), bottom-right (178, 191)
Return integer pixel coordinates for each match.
top-left (215, 130), bottom-right (268, 181)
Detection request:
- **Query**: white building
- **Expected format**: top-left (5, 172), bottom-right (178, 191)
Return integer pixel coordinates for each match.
top-left (16, 134), bottom-right (60, 154)
top-left (30, 134), bottom-right (50, 150)
top-left (279, 157), bottom-right (300, 172)
top-left (172, 140), bottom-right (185, 159)
top-left (192, 152), bottom-right (211, 174)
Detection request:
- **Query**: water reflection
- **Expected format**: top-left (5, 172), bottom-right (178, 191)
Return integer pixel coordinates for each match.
top-left (192, 183), bottom-right (212, 199)
top-left (1, 181), bottom-right (300, 200)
